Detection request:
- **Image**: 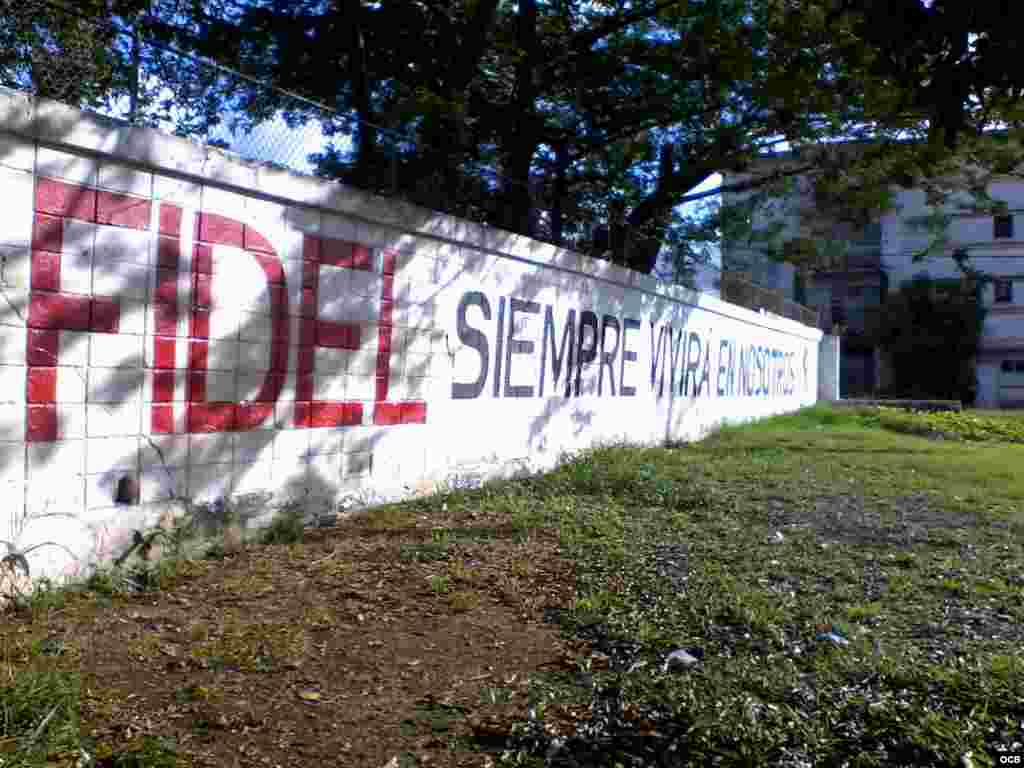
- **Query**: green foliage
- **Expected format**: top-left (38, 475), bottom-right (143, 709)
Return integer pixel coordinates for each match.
top-left (875, 277), bottom-right (986, 403)
top-left (105, 736), bottom-right (179, 768)
top-left (495, 407), bottom-right (1024, 764)
top-left (259, 502), bottom-right (306, 546)
top-left (84, 567), bottom-right (122, 597)
top-left (714, 404), bottom-right (882, 433)
top-left (0, 669), bottom-right (81, 765)
top-left (428, 574), bottom-right (450, 595)
top-left (8, 0), bottom-right (1024, 285)
top-left (877, 407), bottom-right (1024, 444)
top-left (31, 0), bottom-right (1010, 278)
top-left (0, 0), bottom-right (150, 105)
top-left (399, 541), bottom-right (450, 563)
top-left (16, 577), bottom-right (67, 615)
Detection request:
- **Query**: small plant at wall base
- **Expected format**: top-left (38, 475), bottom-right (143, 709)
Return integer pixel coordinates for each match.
top-left (873, 277), bottom-right (986, 404)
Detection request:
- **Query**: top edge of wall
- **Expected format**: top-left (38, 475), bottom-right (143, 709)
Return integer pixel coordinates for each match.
top-left (0, 88), bottom-right (821, 341)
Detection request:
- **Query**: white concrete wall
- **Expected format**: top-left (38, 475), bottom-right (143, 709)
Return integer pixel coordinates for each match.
top-left (818, 335), bottom-right (840, 401)
top-left (0, 91), bottom-right (822, 580)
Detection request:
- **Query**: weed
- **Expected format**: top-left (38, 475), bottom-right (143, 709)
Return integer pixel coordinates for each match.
top-left (510, 505), bottom-right (547, 538)
top-left (879, 407), bottom-right (1024, 444)
top-left (428, 575), bottom-right (450, 595)
top-left (447, 590), bottom-right (481, 612)
top-left (411, 702), bottom-right (466, 734)
top-left (17, 576), bottom-right (66, 615)
top-left (447, 560), bottom-right (480, 584)
top-left (497, 405), bottom-right (1024, 765)
top-left (105, 735), bottom-right (179, 767)
top-left (892, 552), bottom-right (917, 569)
top-left (126, 558), bottom-right (181, 592)
top-left (0, 669), bottom-right (80, 764)
top-left (84, 568), bottom-right (123, 597)
top-left (189, 615), bottom-right (307, 673)
top-left (174, 684), bottom-right (211, 704)
top-left (431, 527), bottom-right (451, 546)
top-left (127, 634), bottom-right (163, 662)
top-left (361, 506), bottom-right (418, 531)
top-left (940, 577), bottom-right (966, 596)
top-left (400, 541), bottom-right (449, 562)
top-left (260, 502), bottom-right (306, 545)
top-left (509, 558), bottom-right (531, 578)
top-left (303, 605), bottom-right (338, 629)
top-left (204, 541), bottom-right (227, 560)
top-left (847, 602), bottom-right (883, 622)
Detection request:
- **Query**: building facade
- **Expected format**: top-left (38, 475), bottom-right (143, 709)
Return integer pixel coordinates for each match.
top-left (884, 185), bottom-right (1024, 407)
top-left (723, 168), bottom-right (1024, 406)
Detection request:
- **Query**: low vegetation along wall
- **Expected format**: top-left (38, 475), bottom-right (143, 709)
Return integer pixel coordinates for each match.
top-left (0, 91), bottom-right (824, 580)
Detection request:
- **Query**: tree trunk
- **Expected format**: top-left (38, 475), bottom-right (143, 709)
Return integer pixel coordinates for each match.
top-left (611, 142), bottom-right (679, 273)
top-left (499, 0), bottom-right (539, 236)
top-left (550, 141), bottom-right (570, 246)
top-left (345, 0), bottom-right (376, 188)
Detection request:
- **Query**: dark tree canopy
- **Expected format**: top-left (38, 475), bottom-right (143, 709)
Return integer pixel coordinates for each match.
top-left (0, 0), bottom-right (150, 105)
top-left (9, 0), bottom-right (1024, 280)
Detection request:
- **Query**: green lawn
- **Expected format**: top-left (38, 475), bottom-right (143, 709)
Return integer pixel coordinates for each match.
top-left (473, 404), bottom-right (1024, 767)
top-left (4, 405), bottom-right (1023, 767)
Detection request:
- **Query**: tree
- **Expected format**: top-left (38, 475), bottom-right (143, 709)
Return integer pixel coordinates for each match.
top-left (17, 0), bottom-right (1024, 283)
top-left (0, 0), bottom-right (149, 106)
top-left (730, 0), bottom-right (1024, 276)
top-left (874, 277), bottom-right (986, 402)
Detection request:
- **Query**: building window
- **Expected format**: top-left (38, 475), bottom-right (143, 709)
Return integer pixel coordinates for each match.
top-left (1002, 360), bottom-right (1014, 373)
top-left (994, 214), bottom-right (1014, 239)
top-left (994, 278), bottom-right (1014, 303)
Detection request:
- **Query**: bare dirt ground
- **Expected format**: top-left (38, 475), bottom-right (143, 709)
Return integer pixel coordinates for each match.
top-left (9, 506), bottom-right (581, 767)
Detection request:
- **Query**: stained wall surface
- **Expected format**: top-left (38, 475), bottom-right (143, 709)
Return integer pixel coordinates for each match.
top-left (0, 92), bottom-right (823, 579)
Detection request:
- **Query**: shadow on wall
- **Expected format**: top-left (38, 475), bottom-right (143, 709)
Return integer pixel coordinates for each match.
top-left (0, 102), bottom-right (485, 578)
top-left (519, 285), bottom-right (701, 453)
top-left (0, 94), bottom-right (817, 581)
top-left (1, 99), bottom-right (660, 579)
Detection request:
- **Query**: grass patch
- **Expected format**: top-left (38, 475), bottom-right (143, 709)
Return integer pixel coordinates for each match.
top-left (0, 669), bottom-right (80, 765)
top-left (878, 407), bottom-right (1024, 443)
top-left (428, 574), bottom-right (451, 595)
top-left (259, 502), bottom-right (306, 545)
top-left (96, 736), bottom-right (179, 767)
top-left (4, 403), bottom-right (1024, 766)
top-left (447, 590), bottom-right (481, 612)
top-left (465, 404), bottom-right (1024, 765)
top-left (400, 541), bottom-right (449, 562)
top-left (188, 612), bottom-right (307, 672)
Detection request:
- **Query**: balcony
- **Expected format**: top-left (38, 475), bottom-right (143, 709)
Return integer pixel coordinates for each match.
top-left (719, 272), bottom-right (819, 327)
top-left (818, 305), bottom-right (887, 336)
